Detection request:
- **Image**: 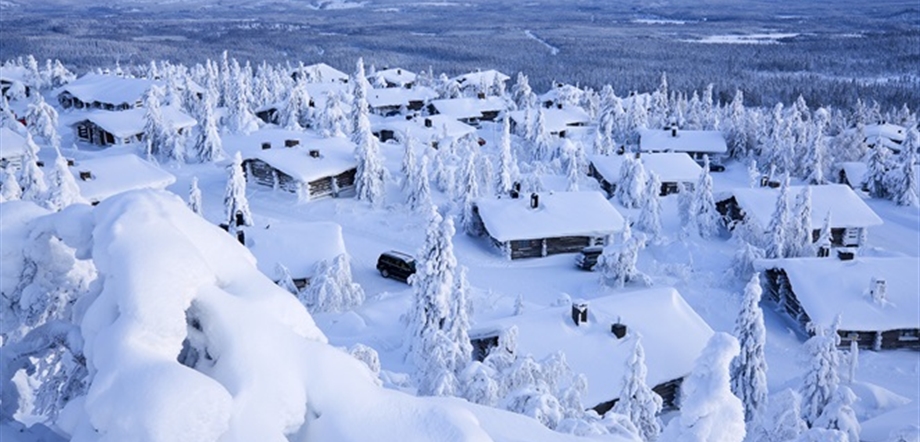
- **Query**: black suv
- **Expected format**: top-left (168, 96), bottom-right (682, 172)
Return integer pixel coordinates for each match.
top-left (574, 246), bottom-right (604, 271)
top-left (377, 251), bottom-right (417, 283)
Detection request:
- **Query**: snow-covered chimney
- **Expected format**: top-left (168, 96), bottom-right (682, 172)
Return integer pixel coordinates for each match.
top-left (261, 142), bottom-right (271, 150)
top-left (571, 303), bottom-right (588, 326)
top-left (309, 149), bottom-right (321, 158)
top-left (611, 321), bottom-right (627, 339)
top-left (870, 277), bottom-right (887, 304)
top-left (79, 171), bottom-right (93, 181)
top-left (285, 139), bottom-right (300, 148)
top-left (671, 127), bottom-right (678, 137)
top-left (530, 193), bottom-right (539, 209)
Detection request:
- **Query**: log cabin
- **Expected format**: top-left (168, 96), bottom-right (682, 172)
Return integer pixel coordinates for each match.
top-left (241, 137), bottom-right (357, 201)
top-left (588, 152), bottom-right (702, 197)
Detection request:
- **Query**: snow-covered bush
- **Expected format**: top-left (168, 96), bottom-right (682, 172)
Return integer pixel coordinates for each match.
top-left (302, 253), bottom-right (365, 313)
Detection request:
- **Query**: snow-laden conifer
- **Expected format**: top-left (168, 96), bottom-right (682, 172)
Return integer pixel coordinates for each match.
top-left (46, 151), bottom-right (86, 211)
top-left (193, 93), bottom-right (224, 162)
top-left (407, 156), bottom-right (432, 212)
top-left (496, 115), bottom-right (516, 195)
top-left (613, 338), bottom-right (663, 442)
top-left (800, 322), bottom-right (841, 426)
top-left (636, 172), bottom-right (662, 241)
top-left (693, 155), bottom-right (720, 239)
top-left (304, 254), bottom-right (365, 313)
top-left (813, 386), bottom-right (860, 442)
top-left (274, 262), bottom-right (299, 295)
top-left (19, 135), bottom-right (48, 204)
top-left (749, 389), bottom-right (808, 442)
top-left (224, 151), bottom-right (253, 228)
top-left (616, 154), bottom-right (646, 209)
top-left (730, 273), bottom-right (769, 424)
top-left (865, 142), bottom-right (891, 199)
top-left (789, 187), bottom-right (813, 257)
top-left (188, 176), bottom-right (203, 216)
top-left (766, 175), bottom-right (792, 259)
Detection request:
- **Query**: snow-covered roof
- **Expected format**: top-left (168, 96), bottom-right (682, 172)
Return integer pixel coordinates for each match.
top-left (72, 154), bottom-right (176, 202)
top-left (727, 184), bottom-right (883, 230)
top-left (0, 66), bottom-right (30, 85)
top-left (295, 63), bottom-right (349, 83)
top-left (429, 97), bottom-right (506, 120)
top-left (245, 137), bottom-right (357, 183)
top-left (538, 84), bottom-right (584, 105)
top-left (754, 257), bottom-right (920, 332)
top-left (372, 68), bottom-right (416, 87)
top-left (507, 106), bottom-right (591, 134)
top-left (0, 127), bottom-right (28, 159)
top-left (638, 128), bottom-right (727, 154)
top-left (452, 69), bottom-right (510, 86)
top-left (366, 86), bottom-right (437, 109)
top-left (590, 152), bottom-right (702, 184)
top-left (247, 221), bottom-right (347, 279)
top-left (55, 73), bottom-right (163, 107)
top-left (835, 161), bottom-right (868, 188)
top-left (73, 106), bottom-right (197, 138)
top-left (863, 123), bottom-right (907, 144)
top-left (475, 191), bottom-right (626, 242)
top-left (372, 114), bottom-right (477, 142)
top-left (471, 287), bottom-right (714, 407)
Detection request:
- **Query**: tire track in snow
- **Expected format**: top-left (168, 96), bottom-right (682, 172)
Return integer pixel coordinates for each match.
top-left (524, 30), bottom-right (559, 55)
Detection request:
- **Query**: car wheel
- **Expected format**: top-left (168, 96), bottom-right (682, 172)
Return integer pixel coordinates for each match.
top-left (381, 268), bottom-right (390, 279)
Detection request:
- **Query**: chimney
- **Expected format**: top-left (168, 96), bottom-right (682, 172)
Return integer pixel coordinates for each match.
top-left (611, 322), bottom-right (627, 339)
top-left (671, 127), bottom-right (678, 137)
top-left (79, 171), bottom-right (93, 181)
top-left (66, 158), bottom-right (75, 166)
top-left (837, 249), bottom-right (855, 261)
top-left (477, 92), bottom-right (486, 100)
top-left (309, 149), bottom-right (321, 158)
top-left (571, 303), bottom-right (588, 326)
top-left (530, 193), bottom-right (539, 209)
top-left (285, 139), bottom-right (300, 148)
top-left (236, 229), bottom-right (245, 245)
top-left (261, 142), bottom-right (272, 150)
top-left (396, 68), bottom-right (402, 75)
top-left (556, 103), bottom-right (563, 109)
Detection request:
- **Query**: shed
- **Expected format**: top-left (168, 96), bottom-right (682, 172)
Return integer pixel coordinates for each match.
top-left (0, 127), bottom-right (29, 172)
top-left (472, 191), bottom-right (625, 260)
top-left (246, 221), bottom-right (347, 289)
top-left (470, 287), bottom-right (714, 412)
top-left (716, 184), bottom-right (883, 249)
top-left (70, 154), bottom-right (176, 204)
top-left (242, 137), bottom-right (357, 200)
top-left (72, 107), bottom-right (196, 146)
top-left (638, 128), bottom-right (727, 161)
top-left (427, 97), bottom-right (506, 125)
top-left (538, 84), bottom-right (585, 109)
top-left (589, 152), bottom-right (702, 197)
top-left (755, 257), bottom-right (920, 350)
top-left (835, 161), bottom-right (869, 191)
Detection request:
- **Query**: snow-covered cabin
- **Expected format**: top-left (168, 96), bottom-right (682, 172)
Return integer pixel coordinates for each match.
top-left (71, 154), bottom-right (176, 204)
top-left (755, 257), bottom-right (920, 350)
top-left (588, 152), bottom-right (703, 197)
top-left (0, 66), bottom-right (33, 99)
top-left (57, 73), bottom-right (160, 110)
top-left (371, 68), bottom-right (416, 89)
top-left (451, 69), bottom-right (510, 93)
top-left (427, 96), bottom-right (506, 126)
top-left (247, 221), bottom-right (347, 289)
top-left (471, 191), bottom-right (626, 260)
top-left (0, 127), bottom-right (29, 172)
top-left (291, 63), bottom-right (349, 84)
top-left (716, 184), bottom-right (883, 249)
top-left (638, 128), bottom-right (728, 162)
top-left (508, 106), bottom-right (591, 137)
top-left (538, 83), bottom-right (584, 109)
top-left (254, 82), bottom-right (349, 125)
top-left (853, 123), bottom-right (908, 153)
top-left (71, 107), bottom-right (197, 147)
top-left (242, 137), bottom-right (357, 200)
top-left (470, 287), bottom-right (714, 412)
top-left (367, 86), bottom-right (438, 117)
top-left (835, 161), bottom-right (869, 191)
top-left (372, 114), bottom-right (477, 147)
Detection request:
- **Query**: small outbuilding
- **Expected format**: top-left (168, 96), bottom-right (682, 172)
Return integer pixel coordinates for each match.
top-left (588, 152), bottom-right (703, 197)
top-left (469, 287), bottom-right (714, 413)
top-left (471, 191), bottom-right (625, 260)
top-left (72, 107), bottom-right (196, 147)
top-left (716, 184), bottom-right (883, 249)
top-left (755, 257), bottom-right (920, 350)
top-left (242, 137), bottom-right (357, 200)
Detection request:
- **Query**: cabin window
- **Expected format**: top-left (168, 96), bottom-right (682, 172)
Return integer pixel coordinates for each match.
top-left (77, 124), bottom-right (90, 140)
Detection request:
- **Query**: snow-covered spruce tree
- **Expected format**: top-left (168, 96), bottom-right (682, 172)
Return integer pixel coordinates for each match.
top-left (193, 92), bottom-right (224, 163)
top-left (484, 325), bottom-right (519, 376)
top-left (352, 63), bottom-right (386, 206)
top-left (846, 340), bottom-right (858, 385)
top-left (660, 332), bottom-right (746, 442)
top-left (693, 155), bottom-right (721, 239)
top-left (598, 226), bottom-right (652, 288)
top-left (24, 94), bottom-right (60, 151)
top-left (788, 187), bottom-right (814, 258)
top-left (765, 176), bottom-right (792, 259)
top-left (458, 149), bottom-right (482, 235)
top-left (677, 182), bottom-right (694, 235)
top-left (274, 262), bottom-right (299, 295)
top-left (890, 130), bottom-right (919, 207)
top-left (188, 176), bottom-right (203, 216)
top-left (613, 338), bottom-right (663, 442)
top-left (46, 152), bottom-right (86, 211)
top-left (865, 142), bottom-right (891, 199)
top-left (319, 89), bottom-right (349, 138)
top-left (407, 207), bottom-right (458, 394)
top-left (446, 265), bottom-right (473, 373)
top-left (225, 61), bottom-right (259, 135)
top-left (616, 154), bottom-right (646, 209)
top-left (636, 172), bottom-right (662, 241)
top-left (304, 254), bottom-right (365, 313)
top-left (462, 361), bottom-right (500, 407)
top-left (749, 389), bottom-right (808, 442)
top-left (1, 169), bottom-right (23, 201)
top-left (19, 135), bottom-right (48, 204)
top-left (495, 115), bottom-right (517, 195)
top-left (804, 126), bottom-right (828, 185)
top-left (431, 146), bottom-right (455, 193)
top-left (730, 272), bottom-right (769, 424)
top-left (563, 141), bottom-right (581, 192)
top-left (224, 151), bottom-right (253, 229)
top-left (800, 323), bottom-right (841, 426)
top-left (815, 211), bottom-right (832, 256)
top-left (407, 156), bottom-right (433, 212)
top-left (813, 386), bottom-right (860, 442)
top-left (280, 80), bottom-right (310, 131)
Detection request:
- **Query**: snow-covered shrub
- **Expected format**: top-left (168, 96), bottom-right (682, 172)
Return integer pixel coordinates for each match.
top-left (302, 254), bottom-right (365, 313)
